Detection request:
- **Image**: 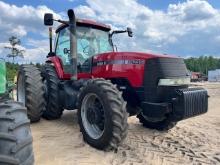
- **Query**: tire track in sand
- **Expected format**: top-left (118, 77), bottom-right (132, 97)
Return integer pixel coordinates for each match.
top-left (110, 117), bottom-right (220, 165)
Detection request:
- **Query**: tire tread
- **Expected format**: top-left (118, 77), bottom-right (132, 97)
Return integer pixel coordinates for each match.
top-left (42, 64), bottom-right (63, 120)
top-left (0, 100), bottom-right (34, 165)
top-left (17, 65), bottom-right (45, 122)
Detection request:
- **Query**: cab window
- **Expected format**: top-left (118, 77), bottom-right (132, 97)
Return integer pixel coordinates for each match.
top-left (56, 28), bottom-right (71, 73)
top-left (55, 26), bottom-right (112, 73)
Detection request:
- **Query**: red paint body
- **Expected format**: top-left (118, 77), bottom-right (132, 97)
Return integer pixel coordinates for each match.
top-left (47, 52), bottom-right (175, 87)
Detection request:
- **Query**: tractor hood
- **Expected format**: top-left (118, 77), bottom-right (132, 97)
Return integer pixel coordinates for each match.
top-left (91, 52), bottom-right (185, 88)
top-left (93, 52), bottom-right (177, 62)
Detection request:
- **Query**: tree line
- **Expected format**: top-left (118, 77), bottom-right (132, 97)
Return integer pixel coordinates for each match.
top-left (6, 62), bottom-right (42, 81)
top-left (184, 56), bottom-right (220, 75)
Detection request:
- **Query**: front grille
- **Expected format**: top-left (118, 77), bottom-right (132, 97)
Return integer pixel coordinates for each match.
top-left (172, 88), bottom-right (208, 121)
top-left (143, 57), bottom-right (189, 102)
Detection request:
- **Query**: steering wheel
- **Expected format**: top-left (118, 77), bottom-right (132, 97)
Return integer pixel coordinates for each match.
top-left (83, 45), bottom-right (95, 56)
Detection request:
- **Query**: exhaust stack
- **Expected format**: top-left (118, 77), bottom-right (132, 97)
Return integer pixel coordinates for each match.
top-left (67, 9), bottom-right (77, 80)
top-left (49, 27), bottom-right (53, 55)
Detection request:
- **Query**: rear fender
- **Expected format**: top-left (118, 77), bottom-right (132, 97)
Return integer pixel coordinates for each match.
top-left (46, 56), bottom-right (71, 80)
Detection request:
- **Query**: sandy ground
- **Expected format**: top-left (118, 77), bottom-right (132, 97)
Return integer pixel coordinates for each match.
top-left (31, 83), bottom-right (220, 165)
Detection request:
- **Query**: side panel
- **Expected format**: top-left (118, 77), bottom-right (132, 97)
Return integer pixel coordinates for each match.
top-left (91, 52), bottom-right (163, 87)
top-left (92, 64), bottom-right (145, 87)
top-left (0, 60), bottom-right (6, 94)
top-left (47, 56), bottom-right (91, 80)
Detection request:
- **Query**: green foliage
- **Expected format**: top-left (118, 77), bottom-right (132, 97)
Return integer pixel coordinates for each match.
top-left (6, 62), bottom-right (19, 82)
top-left (184, 56), bottom-right (220, 75)
top-left (5, 62), bottom-right (42, 82)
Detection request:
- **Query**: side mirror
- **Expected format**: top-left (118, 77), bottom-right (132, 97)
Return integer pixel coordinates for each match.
top-left (127, 27), bottom-right (133, 37)
top-left (44, 13), bottom-right (53, 26)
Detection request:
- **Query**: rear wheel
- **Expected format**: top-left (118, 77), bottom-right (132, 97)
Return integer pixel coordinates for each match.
top-left (42, 64), bottom-right (64, 120)
top-left (77, 78), bottom-right (128, 151)
top-left (137, 112), bottom-right (176, 131)
top-left (17, 65), bottom-right (45, 122)
top-left (0, 100), bottom-right (34, 165)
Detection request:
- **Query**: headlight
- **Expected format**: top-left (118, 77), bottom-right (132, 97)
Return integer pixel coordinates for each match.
top-left (158, 77), bottom-right (190, 86)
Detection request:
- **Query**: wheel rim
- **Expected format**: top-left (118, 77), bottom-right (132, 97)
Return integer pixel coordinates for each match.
top-left (17, 74), bottom-right (26, 105)
top-left (81, 93), bottom-right (105, 139)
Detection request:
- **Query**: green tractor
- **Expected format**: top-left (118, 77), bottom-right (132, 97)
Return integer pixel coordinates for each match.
top-left (0, 59), bottom-right (34, 165)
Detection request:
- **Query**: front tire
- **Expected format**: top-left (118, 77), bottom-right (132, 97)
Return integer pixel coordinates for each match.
top-left (0, 100), bottom-right (34, 165)
top-left (137, 113), bottom-right (176, 131)
top-left (77, 78), bottom-right (128, 151)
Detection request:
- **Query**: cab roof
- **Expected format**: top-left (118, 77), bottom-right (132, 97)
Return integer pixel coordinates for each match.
top-left (55, 19), bottom-right (111, 33)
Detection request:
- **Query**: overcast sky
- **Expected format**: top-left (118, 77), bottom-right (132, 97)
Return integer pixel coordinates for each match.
top-left (0, 0), bottom-right (220, 63)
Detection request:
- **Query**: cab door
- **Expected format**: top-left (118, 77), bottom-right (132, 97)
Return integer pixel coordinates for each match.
top-left (55, 27), bottom-right (92, 75)
top-left (55, 27), bottom-right (72, 74)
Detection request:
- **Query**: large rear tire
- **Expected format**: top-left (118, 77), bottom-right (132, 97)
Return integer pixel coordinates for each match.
top-left (17, 65), bottom-right (45, 122)
top-left (137, 112), bottom-right (176, 131)
top-left (0, 100), bottom-right (34, 165)
top-left (77, 78), bottom-right (128, 151)
top-left (42, 64), bottom-right (64, 120)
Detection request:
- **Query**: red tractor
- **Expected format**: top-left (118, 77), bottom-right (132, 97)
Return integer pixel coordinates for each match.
top-left (17, 9), bottom-right (208, 151)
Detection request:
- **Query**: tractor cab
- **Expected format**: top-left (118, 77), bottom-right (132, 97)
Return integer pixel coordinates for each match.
top-left (54, 20), bottom-right (113, 74)
top-left (44, 11), bottom-right (132, 77)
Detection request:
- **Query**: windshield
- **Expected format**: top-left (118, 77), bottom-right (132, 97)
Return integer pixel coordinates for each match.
top-left (77, 26), bottom-right (113, 63)
top-left (55, 26), bottom-right (113, 66)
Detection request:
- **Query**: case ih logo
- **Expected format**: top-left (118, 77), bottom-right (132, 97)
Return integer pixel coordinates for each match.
top-left (94, 59), bottom-right (145, 66)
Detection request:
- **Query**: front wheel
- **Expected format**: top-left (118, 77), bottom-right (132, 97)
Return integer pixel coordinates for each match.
top-left (77, 78), bottom-right (128, 151)
top-left (137, 112), bottom-right (176, 131)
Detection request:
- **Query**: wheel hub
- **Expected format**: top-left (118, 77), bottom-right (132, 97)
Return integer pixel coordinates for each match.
top-left (87, 106), bottom-right (102, 124)
top-left (81, 93), bottom-right (105, 139)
